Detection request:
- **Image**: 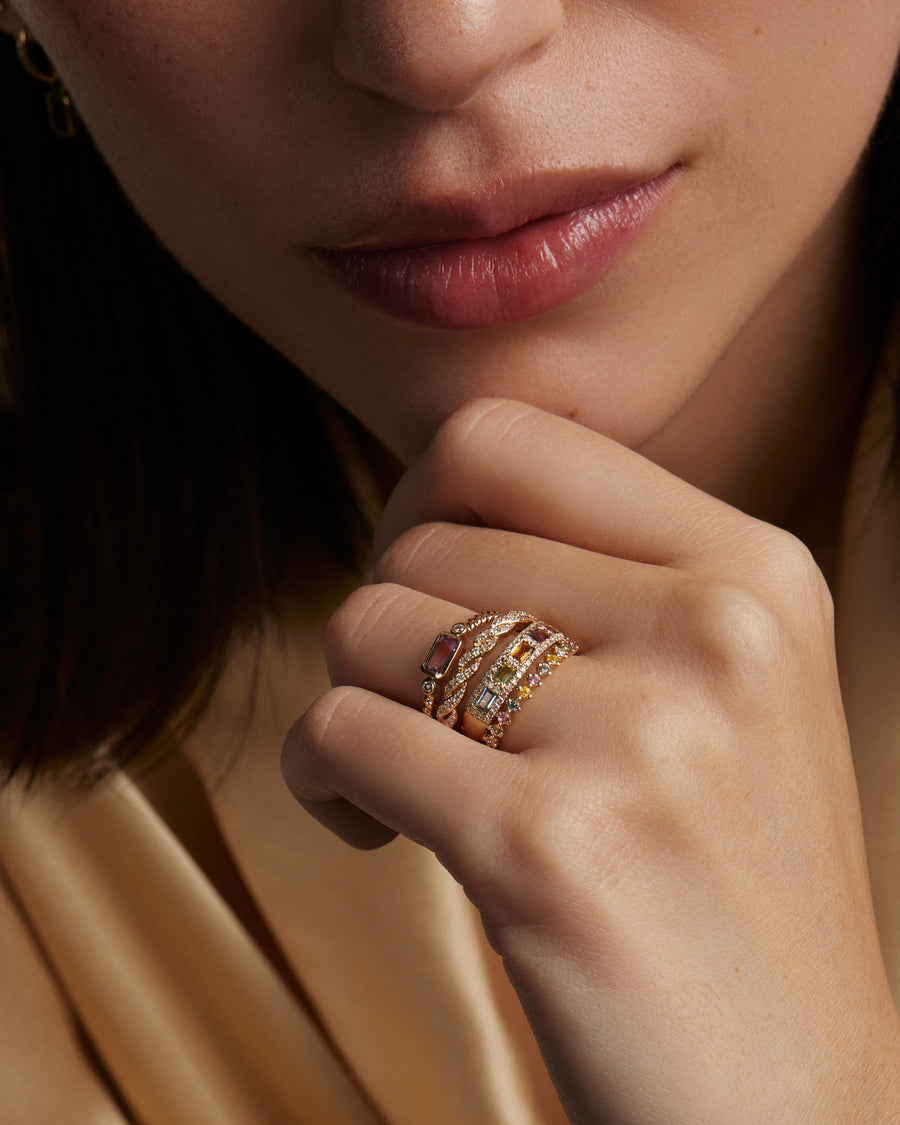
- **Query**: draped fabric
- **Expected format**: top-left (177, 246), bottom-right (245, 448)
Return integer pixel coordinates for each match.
top-left (3, 376), bottom-right (900, 1124)
top-left (0, 760), bottom-right (546, 1124)
top-left (0, 581), bottom-right (551, 1123)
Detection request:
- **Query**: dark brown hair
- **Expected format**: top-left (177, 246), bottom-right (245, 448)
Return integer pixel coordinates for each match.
top-left (0, 33), bottom-right (381, 784)
top-left (1, 35), bottom-right (899, 785)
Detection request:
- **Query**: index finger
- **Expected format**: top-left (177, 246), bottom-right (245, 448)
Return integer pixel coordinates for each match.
top-left (375, 398), bottom-right (784, 574)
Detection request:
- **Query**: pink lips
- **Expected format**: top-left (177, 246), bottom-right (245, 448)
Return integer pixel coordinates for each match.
top-left (314, 167), bottom-right (680, 329)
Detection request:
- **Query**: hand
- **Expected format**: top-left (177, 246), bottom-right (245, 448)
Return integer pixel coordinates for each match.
top-left (281, 399), bottom-right (900, 1124)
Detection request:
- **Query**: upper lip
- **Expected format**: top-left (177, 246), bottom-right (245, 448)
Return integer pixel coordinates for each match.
top-left (318, 165), bottom-right (677, 252)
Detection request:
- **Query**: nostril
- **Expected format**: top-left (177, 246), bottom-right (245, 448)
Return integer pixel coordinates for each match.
top-left (333, 40), bottom-right (486, 112)
top-left (332, 0), bottom-right (563, 113)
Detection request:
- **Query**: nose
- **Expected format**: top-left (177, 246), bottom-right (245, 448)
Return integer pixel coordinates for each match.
top-left (332, 0), bottom-right (563, 112)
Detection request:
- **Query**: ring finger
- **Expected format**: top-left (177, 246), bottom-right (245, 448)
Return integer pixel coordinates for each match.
top-left (327, 527), bottom-right (671, 752)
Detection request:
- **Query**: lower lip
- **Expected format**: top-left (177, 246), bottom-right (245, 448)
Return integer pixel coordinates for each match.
top-left (315, 170), bottom-right (679, 330)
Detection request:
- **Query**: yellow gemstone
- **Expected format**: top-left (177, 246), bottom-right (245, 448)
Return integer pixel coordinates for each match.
top-left (517, 684), bottom-right (532, 701)
top-left (547, 652), bottom-right (561, 667)
top-left (509, 638), bottom-right (534, 663)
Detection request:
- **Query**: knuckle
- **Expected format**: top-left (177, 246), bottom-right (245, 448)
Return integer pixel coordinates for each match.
top-left (607, 694), bottom-right (730, 852)
top-left (297, 687), bottom-right (342, 750)
top-left (491, 774), bottom-right (600, 900)
top-left (431, 397), bottom-right (535, 467)
top-left (324, 583), bottom-right (375, 651)
top-left (624, 688), bottom-right (699, 765)
top-left (663, 575), bottom-right (785, 686)
top-left (374, 521), bottom-right (455, 584)
top-left (293, 685), bottom-right (362, 775)
top-left (489, 724), bottom-right (697, 905)
top-left (747, 525), bottom-right (832, 614)
top-left (324, 581), bottom-right (407, 676)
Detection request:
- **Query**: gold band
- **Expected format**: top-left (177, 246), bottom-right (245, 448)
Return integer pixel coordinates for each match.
top-left (434, 610), bottom-right (537, 727)
top-left (419, 612), bottom-right (498, 717)
top-left (461, 621), bottom-right (578, 749)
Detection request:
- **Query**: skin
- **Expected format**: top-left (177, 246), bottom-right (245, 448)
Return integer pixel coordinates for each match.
top-left (5, 0), bottom-right (900, 1119)
top-left (290, 399), bottom-right (900, 1122)
top-left (3, 0), bottom-right (896, 515)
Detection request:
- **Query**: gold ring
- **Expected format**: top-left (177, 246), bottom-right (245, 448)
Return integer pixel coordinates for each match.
top-left (419, 612), bottom-right (498, 717)
top-left (434, 610), bottom-right (538, 727)
top-left (461, 621), bottom-right (578, 749)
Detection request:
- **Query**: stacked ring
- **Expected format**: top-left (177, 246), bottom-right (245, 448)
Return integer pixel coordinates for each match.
top-left (461, 621), bottom-right (578, 748)
top-left (419, 612), bottom-right (498, 717)
top-left (434, 610), bottom-right (538, 727)
top-left (419, 610), bottom-right (578, 750)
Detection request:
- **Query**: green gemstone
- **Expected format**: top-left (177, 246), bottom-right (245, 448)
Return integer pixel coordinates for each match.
top-left (492, 662), bottom-right (516, 686)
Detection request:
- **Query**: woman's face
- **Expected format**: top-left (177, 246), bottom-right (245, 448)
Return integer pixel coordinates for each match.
top-left (7, 1), bottom-right (900, 495)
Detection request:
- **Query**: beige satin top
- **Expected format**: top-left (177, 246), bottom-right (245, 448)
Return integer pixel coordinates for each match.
top-left (0, 627), bottom-right (559, 1125)
top-left (3, 381), bottom-right (900, 1125)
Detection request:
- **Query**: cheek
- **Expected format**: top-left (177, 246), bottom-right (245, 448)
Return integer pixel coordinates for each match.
top-left (656, 0), bottom-right (900, 302)
top-left (645, 0), bottom-right (900, 168)
top-left (718, 1), bottom-right (900, 155)
top-left (16, 1), bottom-right (318, 237)
top-left (21, 0), bottom-right (900, 233)
top-left (14, 0), bottom-right (900, 422)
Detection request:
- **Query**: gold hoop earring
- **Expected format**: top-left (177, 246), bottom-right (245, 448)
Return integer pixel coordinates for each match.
top-left (16, 25), bottom-right (78, 140)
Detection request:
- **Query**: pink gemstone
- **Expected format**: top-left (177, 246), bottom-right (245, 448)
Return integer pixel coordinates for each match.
top-left (527, 673), bottom-right (541, 687)
top-left (422, 633), bottom-right (460, 677)
top-left (497, 711), bottom-right (512, 726)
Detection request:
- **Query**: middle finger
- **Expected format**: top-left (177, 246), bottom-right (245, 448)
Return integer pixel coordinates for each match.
top-left (375, 520), bottom-right (668, 650)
